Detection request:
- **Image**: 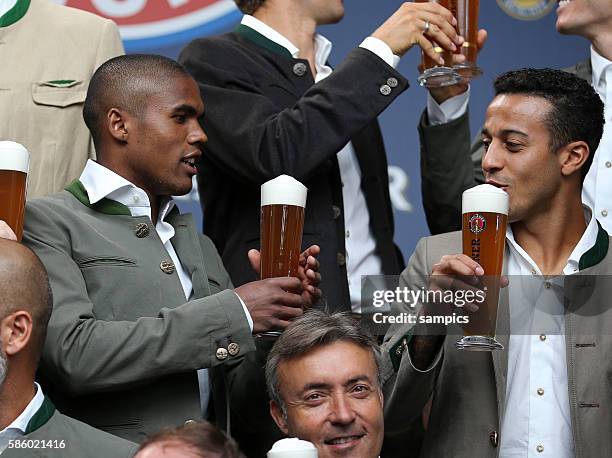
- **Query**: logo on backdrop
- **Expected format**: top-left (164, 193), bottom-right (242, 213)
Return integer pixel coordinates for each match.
top-left (496, 0), bottom-right (556, 20)
top-left (52, 0), bottom-right (241, 51)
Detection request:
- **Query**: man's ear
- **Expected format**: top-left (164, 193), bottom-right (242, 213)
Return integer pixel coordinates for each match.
top-left (559, 141), bottom-right (589, 178)
top-left (270, 400), bottom-right (289, 435)
top-left (107, 107), bottom-right (130, 143)
top-left (1, 311), bottom-right (33, 357)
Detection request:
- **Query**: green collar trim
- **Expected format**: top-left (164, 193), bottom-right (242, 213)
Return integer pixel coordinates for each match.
top-left (65, 179), bottom-right (131, 216)
top-left (0, 0), bottom-right (30, 27)
top-left (389, 334), bottom-right (412, 373)
top-left (579, 220), bottom-right (609, 270)
top-left (25, 396), bottom-right (55, 434)
top-left (234, 24), bottom-right (293, 59)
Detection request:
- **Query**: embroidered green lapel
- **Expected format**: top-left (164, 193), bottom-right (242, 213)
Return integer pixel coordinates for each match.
top-left (24, 396), bottom-right (55, 434)
top-left (234, 24), bottom-right (293, 59)
top-left (65, 179), bottom-right (131, 216)
top-left (579, 221), bottom-right (609, 270)
top-left (0, 0), bottom-right (30, 27)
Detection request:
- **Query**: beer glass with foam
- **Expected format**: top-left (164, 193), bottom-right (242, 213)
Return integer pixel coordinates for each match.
top-left (456, 184), bottom-right (507, 350)
top-left (267, 438), bottom-right (318, 458)
top-left (0, 141), bottom-right (30, 241)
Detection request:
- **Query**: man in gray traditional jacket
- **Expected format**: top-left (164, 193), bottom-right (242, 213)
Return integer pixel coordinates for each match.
top-left (15, 54), bottom-right (321, 443)
top-left (0, 239), bottom-right (137, 457)
top-left (383, 69), bottom-right (611, 457)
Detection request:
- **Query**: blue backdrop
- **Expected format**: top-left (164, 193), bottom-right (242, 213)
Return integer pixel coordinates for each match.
top-left (133, 1), bottom-right (589, 261)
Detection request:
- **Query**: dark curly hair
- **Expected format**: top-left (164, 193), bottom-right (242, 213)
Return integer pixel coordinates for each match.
top-left (494, 68), bottom-right (604, 181)
top-left (234, 0), bottom-right (265, 14)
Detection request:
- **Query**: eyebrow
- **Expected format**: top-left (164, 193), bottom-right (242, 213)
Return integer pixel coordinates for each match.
top-left (481, 127), bottom-right (528, 138)
top-left (172, 104), bottom-right (200, 116)
top-left (301, 375), bottom-right (374, 392)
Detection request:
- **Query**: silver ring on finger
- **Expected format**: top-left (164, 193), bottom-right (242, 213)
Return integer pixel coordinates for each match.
top-left (423, 21), bottom-right (430, 34)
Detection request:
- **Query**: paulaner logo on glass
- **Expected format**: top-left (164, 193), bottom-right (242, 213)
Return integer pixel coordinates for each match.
top-left (372, 287), bottom-right (487, 308)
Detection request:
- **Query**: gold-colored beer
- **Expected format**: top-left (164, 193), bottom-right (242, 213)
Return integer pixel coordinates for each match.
top-left (457, 184), bottom-right (508, 350)
top-left (260, 175), bottom-right (307, 279)
top-left (260, 204), bottom-right (305, 279)
top-left (0, 142), bottom-right (29, 241)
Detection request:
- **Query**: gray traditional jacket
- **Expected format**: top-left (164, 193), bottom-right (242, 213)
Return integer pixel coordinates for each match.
top-left (2, 397), bottom-right (137, 457)
top-left (23, 181), bottom-right (256, 442)
top-left (383, 225), bottom-right (612, 458)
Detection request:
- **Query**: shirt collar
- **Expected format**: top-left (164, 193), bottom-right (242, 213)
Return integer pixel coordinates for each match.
top-left (79, 159), bottom-right (175, 223)
top-left (0, 383), bottom-right (44, 435)
top-left (506, 206), bottom-right (600, 275)
top-left (590, 46), bottom-right (612, 96)
top-left (240, 14), bottom-right (332, 67)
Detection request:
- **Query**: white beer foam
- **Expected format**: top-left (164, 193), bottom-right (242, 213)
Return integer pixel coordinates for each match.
top-left (462, 184), bottom-right (508, 215)
top-left (267, 438), bottom-right (318, 458)
top-left (0, 141), bottom-right (29, 173)
top-left (261, 175), bottom-right (307, 207)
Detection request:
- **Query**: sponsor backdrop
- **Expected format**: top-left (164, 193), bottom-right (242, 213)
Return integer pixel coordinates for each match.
top-left (58, 0), bottom-right (588, 260)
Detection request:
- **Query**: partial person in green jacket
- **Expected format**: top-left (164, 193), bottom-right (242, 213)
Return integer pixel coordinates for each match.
top-left (0, 239), bottom-right (137, 457)
top-left (6, 54), bottom-right (321, 443)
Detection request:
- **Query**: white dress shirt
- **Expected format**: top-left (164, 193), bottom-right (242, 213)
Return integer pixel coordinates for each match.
top-left (583, 47), bottom-right (612, 231)
top-left (0, 383), bottom-right (44, 454)
top-left (499, 208), bottom-right (599, 458)
top-left (80, 160), bottom-right (252, 418)
top-left (241, 15), bottom-right (400, 312)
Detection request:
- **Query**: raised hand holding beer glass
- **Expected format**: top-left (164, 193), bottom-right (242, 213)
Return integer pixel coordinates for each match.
top-left (0, 141), bottom-right (29, 241)
top-left (258, 175), bottom-right (308, 337)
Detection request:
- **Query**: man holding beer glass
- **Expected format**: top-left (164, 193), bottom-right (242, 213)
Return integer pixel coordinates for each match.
top-left (383, 68), bottom-right (612, 457)
top-left (1, 55), bottom-right (322, 444)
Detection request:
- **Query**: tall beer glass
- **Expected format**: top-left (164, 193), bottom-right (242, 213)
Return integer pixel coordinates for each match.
top-left (453, 0), bottom-right (482, 80)
top-left (457, 184), bottom-right (507, 350)
top-left (417, 0), bottom-right (461, 88)
top-left (0, 141), bottom-right (30, 241)
top-left (260, 175), bottom-right (307, 279)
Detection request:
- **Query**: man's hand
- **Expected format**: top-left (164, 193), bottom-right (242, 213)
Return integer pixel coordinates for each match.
top-left (0, 220), bottom-right (17, 241)
top-left (372, 2), bottom-right (463, 61)
top-left (247, 244), bottom-right (322, 307)
top-left (235, 277), bottom-right (307, 334)
top-left (428, 29), bottom-right (487, 104)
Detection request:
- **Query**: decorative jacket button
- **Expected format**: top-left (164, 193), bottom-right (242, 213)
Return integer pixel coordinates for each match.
top-left (293, 62), bottom-right (307, 77)
top-left (380, 84), bottom-right (391, 96)
top-left (489, 431), bottom-right (498, 447)
top-left (134, 223), bottom-right (150, 238)
top-left (228, 342), bottom-right (240, 357)
top-left (387, 77), bottom-right (398, 88)
top-left (160, 260), bottom-right (175, 274)
top-left (337, 252), bottom-right (346, 266)
top-left (216, 347), bottom-right (228, 361)
top-left (332, 205), bottom-right (341, 219)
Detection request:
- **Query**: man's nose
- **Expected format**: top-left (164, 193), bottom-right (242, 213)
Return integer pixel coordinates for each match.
top-left (482, 141), bottom-right (504, 175)
top-left (328, 395), bottom-right (356, 425)
top-left (189, 121), bottom-right (208, 145)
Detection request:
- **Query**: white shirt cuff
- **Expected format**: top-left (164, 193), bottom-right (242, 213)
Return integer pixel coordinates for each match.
top-left (235, 292), bottom-right (254, 332)
top-left (360, 36), bottom-right (400, 69)
top-left (426, 86), bottom-right (470, 126)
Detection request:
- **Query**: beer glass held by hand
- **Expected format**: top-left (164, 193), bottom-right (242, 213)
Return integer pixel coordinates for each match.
top-left (457, 184), bottom-right (508, 351)
top-left (416, 0), bottom-right (461, 88)
top-left (0, 141), bottom-right (30, 241)
top-left (453, 0), bottom-right (482, 80)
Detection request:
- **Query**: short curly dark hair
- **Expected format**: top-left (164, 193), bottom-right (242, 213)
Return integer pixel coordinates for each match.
top-left (234, 0), bottom-right (265, 14)
top-left (493, 68), bottom-right (604, 181)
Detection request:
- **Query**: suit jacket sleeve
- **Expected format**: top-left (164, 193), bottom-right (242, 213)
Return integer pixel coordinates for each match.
top-left (419, 109), bottom-right (485, 235)
top-left (381, 237), bottom-right (444, 435)
top-left (179, 43), bottom-right (408, 185)
top-left (23, 202), bottom-right (256, 397)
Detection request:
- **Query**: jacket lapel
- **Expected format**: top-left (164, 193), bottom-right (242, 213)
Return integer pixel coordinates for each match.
top-left (492, 252), bottom-right (510, 420)
top-left (168, 211), bottom-right (211, 299)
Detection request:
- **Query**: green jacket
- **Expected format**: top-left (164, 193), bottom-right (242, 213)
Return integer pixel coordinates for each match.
top-left (2, 397), bottom-right (137, 457)
top-left (23, 182), bottom-right (256, 442)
